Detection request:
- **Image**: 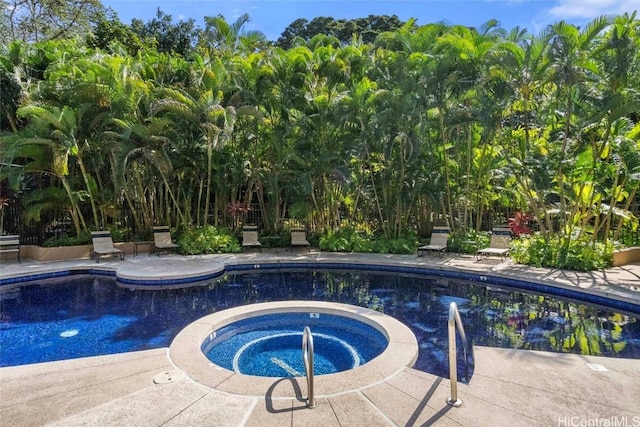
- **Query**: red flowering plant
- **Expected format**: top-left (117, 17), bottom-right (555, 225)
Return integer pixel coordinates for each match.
top-left (227, 201), bottom-right (252, 229)
top-left (508, 211), bottom-right (532, 237)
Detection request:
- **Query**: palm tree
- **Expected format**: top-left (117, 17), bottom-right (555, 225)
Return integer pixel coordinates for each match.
top-left (0, 40), bottom-right (34, 132)
top-left (547, 17), bottom-right (611, 236)
top-left (200, 14), bottom-right (267, 55)
top-left (338, 75), bottom-right (385, 222)
top-left (12, 105), bottom-right (91, 236)
top-left (373, 23), bottom-right (453, 235)
top-left (594, 13), bottom-right (640, 242)
top-left (151, 55), bottom-right (259, 227)
top-left (246, 46), bottom-right (313, 230)
top-left (495, 28), bottom-right (555, 233)
top-left (433, 20), bottom-right (509, 230)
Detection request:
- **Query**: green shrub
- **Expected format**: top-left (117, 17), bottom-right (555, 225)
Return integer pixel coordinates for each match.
top-left (511, 233), bottom-right (613, 271)
top-left (107, 227), bottom-right (129, 242)
top-left (446, 229), bottom-right (490, 254)
top-left (259, 231), bottom-right (289, 248)
top-left (319, 223), bottom-right (418, 254)
top-left (130, 228), bottom-right (152, 241)
top-left (618, 223), bottom-right (640, 247)
top-left (43, 227), bottom-right (129, 247)
top-left (372, 234), bottom-right (418, 254)
top-left (319, 223), bottom-right (374, 252)
top-left (43, 230), bottom-right (91, 247)
top-left (177, 225), bottom-right (241, 255)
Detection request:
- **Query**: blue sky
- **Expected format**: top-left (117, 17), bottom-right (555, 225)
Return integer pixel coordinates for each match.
top-left (102, 0), bottom-right (638, 41)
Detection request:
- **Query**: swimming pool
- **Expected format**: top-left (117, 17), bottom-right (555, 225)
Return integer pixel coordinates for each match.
top-left (1, 269), bottom-right (639, 379)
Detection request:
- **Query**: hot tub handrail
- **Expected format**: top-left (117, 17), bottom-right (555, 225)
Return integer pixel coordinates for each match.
top-left (447, 301), bottom-right (469, 407)
top-left (302, 326), bottom-right (315, 408)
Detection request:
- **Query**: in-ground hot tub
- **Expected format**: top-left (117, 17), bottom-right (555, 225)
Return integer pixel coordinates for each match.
top-left (169, 301), bottom-right (419, 398)
top-left (203, 312), bottom-right (389, 377)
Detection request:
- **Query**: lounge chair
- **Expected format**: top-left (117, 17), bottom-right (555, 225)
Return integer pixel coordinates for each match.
top-left (0, 235), bottom-right (20, 263)
top-left (153, 226), bottom-right (178, 256)
top-left (242, 226), bottom-right (262, 252)
top-left (418, 226), bottom-right (449, 257)
top-left (90, 231), bottom-right (124, 263)
top-left (477, 227), bottom-right (511, 261)
top-left (290, 227), bottom-right (310, 251)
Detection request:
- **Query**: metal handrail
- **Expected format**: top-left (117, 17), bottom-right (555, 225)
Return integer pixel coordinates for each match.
top-left (302, 326), bottom-right (315, 408)
top-left (446, 302), bottom-right (470, 407)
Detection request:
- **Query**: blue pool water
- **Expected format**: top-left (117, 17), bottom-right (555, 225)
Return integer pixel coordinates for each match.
top-left (1, 270), bottom-right (639, 380)
top-left (203, 313), bottom-right (388, 377)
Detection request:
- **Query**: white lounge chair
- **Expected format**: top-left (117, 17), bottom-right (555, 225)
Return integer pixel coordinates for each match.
top-left (242, 226), bottom-right (262, 252)
top-left (418, 226), bottom-right (449, 257)
top-left (290, 228), bottom-right (310, 251)
top-left (91, 231), bottom-right (124, 263)
top-left (477, 227), bottom-right (511, 261)
top-left (0, 235), bottom-right (21, 263)
top-left (153, 226), bottom-right (178, 256)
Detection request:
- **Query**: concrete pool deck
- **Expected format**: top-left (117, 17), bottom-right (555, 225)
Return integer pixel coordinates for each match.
top-left (1, 251), bottom-right (640, 426)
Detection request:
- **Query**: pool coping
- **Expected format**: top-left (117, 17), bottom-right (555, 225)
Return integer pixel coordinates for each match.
top-left (169, 301), bottom-right (419, 399)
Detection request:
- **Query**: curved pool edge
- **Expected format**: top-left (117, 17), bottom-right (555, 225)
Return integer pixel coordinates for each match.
top-left (1, 253), bottom-right (638, 315)
top-left (169, 301), bottom-right (419, 398)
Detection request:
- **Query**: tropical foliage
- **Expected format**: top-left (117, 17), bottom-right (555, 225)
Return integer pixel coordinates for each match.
top-left (1, 10), bottom-right (639, 269)
top-left (319, 222), bottom-right (417, 254)
top-left (177, 226), bottom-right (240, 255)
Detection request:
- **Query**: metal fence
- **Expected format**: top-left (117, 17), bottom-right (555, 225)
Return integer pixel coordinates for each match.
top-left (4, 195), bottom-right (639, 245)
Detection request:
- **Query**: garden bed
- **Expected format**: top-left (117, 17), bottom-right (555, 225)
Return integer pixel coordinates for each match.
top-left (21, 243), bottom-right (134, 262)
top-left (613, 247), bottom-right (640, 267)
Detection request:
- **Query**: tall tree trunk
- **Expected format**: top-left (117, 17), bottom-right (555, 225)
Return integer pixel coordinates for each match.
top-left (204, 133), bottom-right (219, 227)
top-left (76, 153), bottom-right (100, 229)
top-left (60, 176), bottom-right (84, 237)
top-left (438, 108), bottom-right (454, 229)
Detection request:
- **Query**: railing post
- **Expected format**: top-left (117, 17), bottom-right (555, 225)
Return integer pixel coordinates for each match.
top-left (302, 326), bottom-right (315, 408)
top-left (446, 302), bottom-right (468, 407)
